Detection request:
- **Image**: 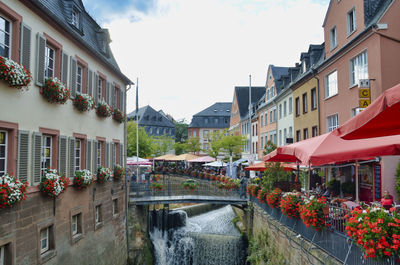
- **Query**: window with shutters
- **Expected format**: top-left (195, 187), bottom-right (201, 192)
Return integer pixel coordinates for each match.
top-left (44, 45), bottom-right (55, 79)
top-left (75, 140), bottom-right (81, 171)
top-left (113, 141), bottom-right (120, 165)
top-left (76, 65), bottom-right (82, 93)
top-left (0, 131), bottom-right (7, 176)
top-left (0, 3), bottom-right (22, 62)
top-left (41, 135), bottom-right (52, 174)
top-left (0, 16), bottom-right (11, 58)
top-left (97, 76), bottom-right (106, 101)
top-left (96, 139), bottom-right (105, 168)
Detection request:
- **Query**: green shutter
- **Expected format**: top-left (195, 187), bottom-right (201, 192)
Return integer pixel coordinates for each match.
top-left (105, 142), bottom-right (110, 167)
top-left (17, 130), bottom-right (29, 183)
top-left (93, 140), bottom-right (98, 172)
top-left (32, 132), bottom-right (42, 184)
top-left (61, 51), bottom-right (69, 85)
top-left (88, 69), bottom-right (93, 96)
top-left (58, 135), bottom-right (67, 176)
top-left (68, 137), bottom-right (75, 179)
top-left (35, 33), bottom-right (46, 86)
top-left (86, 140), bottom-right (92, 171)
top-left (20, 23), bottom-right (31, 71)
top-left (70, 57), bottom-right (77, 98)
top-left (106, 81), bottom-right (110, 105)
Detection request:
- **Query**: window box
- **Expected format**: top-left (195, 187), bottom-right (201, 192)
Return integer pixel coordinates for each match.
top-left (40, 78), bottom-right (70, 104)
top-left (96, 100), bottom-right (112, 118)
top-left (0, 55), bottom-right (32, 89)
top-left (73, 92), bottom-right (94, 112)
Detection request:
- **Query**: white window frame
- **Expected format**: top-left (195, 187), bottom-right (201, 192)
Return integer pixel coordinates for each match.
top-left (330, 26), bottom-right (337, 50)
top-left (283, 101), bottom-right (287, 117)
top-left (350, 51), bottom-right (368, 86)
top-left (95, 205), bottom-right (102, 224)
top-left (75, 139), bottom-right (81, 171)
top-left (44, 45), bottom-right (55, 79)
top-left (351, 107), bottom-right (365, 117)
top-left (76, 65), bottom-right (82, 93)
top-left (0, 131), bottom-right (8, 176)
top-left (97, 78), bottom-right (103, 101)
top-left (41, 135), bottom-right (52, 174)
top-left (327, 114), bottom-right (339, 132)
top-left (347, 8), bottom-right (356, 36)
top-left (0, 15), bottom-right (11, 59)
top-left (97, 142), bottom-right (101, 169)
top-left (72, 214), bottom-right (78, 236)
top-left (289, 97), bottom-right (293, 114)
top-left (40, 228), bottom-right (49, 254)
top-left (325, 70), bottom-right (338, 98)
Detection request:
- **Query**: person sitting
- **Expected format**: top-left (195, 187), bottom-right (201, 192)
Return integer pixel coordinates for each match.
top-left (381, 190), bottom-right (394, 210)
top-left (315, 183), bottom-right (322, 194)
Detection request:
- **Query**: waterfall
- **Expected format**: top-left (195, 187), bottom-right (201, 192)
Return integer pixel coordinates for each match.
top-left (149, 205), bottom-right (246, 265)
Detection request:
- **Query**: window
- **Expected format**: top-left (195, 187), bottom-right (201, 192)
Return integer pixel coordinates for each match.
top-left (264, 112), bottom-right (267, 126)
top-left (279, 130), bottom-right (282, 146)
top-left (261, 134), bottom-right (264, 150)
top-left (312, 126), bottom-right (318, 137)
top-left (75, 139), bottom-right (81, 171)
top-left (0, 16), bottom-right (11, 58)
top-left (76, 65), bottom-right (82, 93)
top-left (330, 26), bottom-right (337, 50)
top-left (97, 142), bottom-right (102, 169)
top-left (289, 97), bottom-right (293, 114)
top-left (351, 107), bottom-right (365, 117)
top-left (113, 198), bottom-right (118, 216)
top-left (0, 131), bottom-right (7, 176)
top-left (44, 46), bottom-right (55, 78)
top-left (295, 97), bottom-right (300, 116)
top-left (347, 8), bottom-right (356, 35)
top-left (72, 214), bottom-right (81, 236)
top-left (311, 88), bottom-right (317, 110)
top-left (279, 104), bottom-right (282, 119)
top-left (95, 205), bottom-right (102, 225)
top-left (273, 109), bottom-right (276, 122)
top-left (260, 115), bottom-right (263, 127)
top-left (283, 128), bottom-right (287, 145)
top-left (203, 130), bottom-right (209, 138)
top-left (40, 227), bottom-right (50, 254)
top-left (156, 128), bottom-right (159, 134)
top-left (283, 101), bottom-right (287, 117)
top-left (204, 143), bottom-right (209, 150)
top-left (302, 93), bottom-right (308, 114)
top-left (350, 51), bottom-right (368, 86)
top-left (289, 127), bottom-right (293, 139)
top-left (41, 136), bottom-right (52, 174)
top-left (327, 114), bottom-right (339, 132)
top-left (269, 110), bottom-right (273, 123)
top-left (72, 9), bottom-right (80, 28)
top-left (325, 71), bottom-right (338, 98)
top-left (303, 128), bottom-right (309, 140)
top-left (296, 130), bottom-right (301, 142)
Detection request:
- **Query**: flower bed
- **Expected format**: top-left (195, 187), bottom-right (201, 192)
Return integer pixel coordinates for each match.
top-left (0, 173), bottom-right (28, 208)
top-left (150, 182), bottom-right (164, 191)
top-left (96, 99), bottom-right (112, 118)
top-left (112, 108), bottom-right (126, 123)
top-left (299, 196), bottom-right (328, 231)
top-left (73, 92), bottom-right (94, 112)
top-left (40, 77), bottom-right (70, 104)
top-left (97, 167), bottom-right (112, 184)
top-left (266, 188), bottom-right (282, 208)
top-left (39, 169), bottom-right (70, 198)
top-left (113, 164), bottom-right (125, 180)
top-left (257, 187), bottom-right (269, 204)
top-left (280, 192), bottom-right (302, 218)
top-left (0, 55), bottom-right (32, 89)
top-left (345, 206), bottom-right (400, 260)
top-left (73, 169), bottom-right (93, 189)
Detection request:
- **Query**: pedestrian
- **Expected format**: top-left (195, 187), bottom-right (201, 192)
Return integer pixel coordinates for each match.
top-left (240, 175), bottom-right (247, 199)
top-left (381, 190), bottom-right (394, 210)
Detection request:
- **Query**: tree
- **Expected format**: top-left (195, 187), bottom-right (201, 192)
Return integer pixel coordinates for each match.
top-left (220, 133), bottom-right (247, 177)
top-left (174, 119), bottom-right (188, 143)
top-left (126, 121), bottom-right (154, 158)
top-left (152, 135), bottom-right (175, 157)
top-left (174, 142), bottom-right (187, 155)
top-left (263, 140), bottom-right (277, 155)
top-left (207, 130), bottom-right (225, 159)
top-left (184, 137), bottom-right (201, 154)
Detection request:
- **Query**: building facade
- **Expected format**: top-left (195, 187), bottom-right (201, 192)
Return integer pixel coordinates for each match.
top-left (0, 0), bottom-right (131, 264)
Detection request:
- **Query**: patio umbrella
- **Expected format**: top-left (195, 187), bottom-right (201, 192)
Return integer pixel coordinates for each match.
top-left (188, 156), bottom-right (215, 163)
top-left (202, 161), bottom-right (228, 167)
top-left (333, 83), bottom-right (400, 140)
top-left (153, 154), bottom-right (176, 161)
top-left (244, 161), bottom-right (296, 172)
top-left (126, 156), bottom-right (152, 165)
top-left (169, 153), bottom-right (199, 161)
top-left (263, 149), bottom-right (300, 163)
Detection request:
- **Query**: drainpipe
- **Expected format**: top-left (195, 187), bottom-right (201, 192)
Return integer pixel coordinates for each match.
top-left (312, 69), bottom-right (321, 135)
top-left (125, 83), bottom-right (132, 260)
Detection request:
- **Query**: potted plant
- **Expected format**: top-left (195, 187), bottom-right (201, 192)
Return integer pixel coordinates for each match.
top-left (96, 99), bottom-right (112, 118)
top-left (39, 168), bottom-right (70, 198)
top-left (266, 188), bottom-right (282, 208)
top-left (150, 182), bottom-right (164, 191)
top-left (0, 173), bottom-right (28, 208)
top-left (182, 179), bottom-right (198, 190)
top-left (40, 77), bottom-right (70, 104)
top-left (73, 169), bottom-right (93, 189)
top-left (152, 174), bottom-right (161, 182)
top-left (112, 108), bottom-right (126, 123)
top-left (73, 92), bottom-right (94, 112)
top-left (97, 167), bottom-right (112, 184)
top-left (341, 181), bottom-right (355, 197)
top-left (299, 195), bottom-right (328, 231)
top-left (0, 55), bottom-right (32, 89)
top-left (113, 164), bottom-right (124, 180)
top-left (257, 187), bottom-right (269, 204)
top-left (280, 192), bottom-right (302, 218)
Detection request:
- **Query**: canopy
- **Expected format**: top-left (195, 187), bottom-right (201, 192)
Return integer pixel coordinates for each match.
top-left (202, 161), bottom-right (228, 167)
top-left (153, 154), bottom-right (176, 161)
top-left (188, 156), bottom-right (216, 163)
top-left (263, 149), bottom-right (300, 163)
top-left (264, 133), bottom-right (400, 166)
top-left (333, 83), bottom-right (400, 140)
top-left (126, 156), bottom-right (152, 165)
top-left (244, 161), bottom-right (297, 172)
top-left (233, 158), bottom-right (248, 165)
top-left (169, 153), bottom-right (199, 161)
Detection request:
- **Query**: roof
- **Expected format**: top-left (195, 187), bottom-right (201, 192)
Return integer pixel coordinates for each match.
top-left (127, 105), bottom-right (175, 128)
top-left (193, 102), bottom-right (232, 117)
top-left (189, 102), bottom-right (232, 128)
top-left (234, 86), bottom-right (265, 120)
top-left (30, 0), bottom-right (133, 85)
top-left (267, 65), bottom-right (290, 95)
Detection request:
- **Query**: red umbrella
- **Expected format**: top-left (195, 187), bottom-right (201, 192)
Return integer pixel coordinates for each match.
top-left (244, 161), bottom-right (296, 172)
top-left (333, 83), bottom-right (400, 140)
top-left (262, 149), bottom-right (300, 163)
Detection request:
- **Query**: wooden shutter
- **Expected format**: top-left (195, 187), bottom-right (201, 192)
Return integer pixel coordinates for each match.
top-left (120, 89), bottom-right (124, 111)
top-left (32, 132), bottom-right (42, 184)
top-left (17, 130), bottom-right (29, 183)
top-left (86, 140), bottom-right (92, 171)
top-left (93, 140), bottom-right (98, 171)
top-left (35, 33), bottom-right (46, 86)
top-left (94, 73), bottom-right (99, 105)
top-left (106, 81), bottom-right (111, 105)
top-left (120, 143), bottom-right (124, 165)
top-left (68, 137), bottom-right (75, 179)
top-left (20, 23), bottom-right (31, 71)
top-left (70, 57), bottom-right (77, 98)
top-left (111, 142), bottom-right (115, 168)
top-left (88, 69), bottom-right (93, 96)
top-left (61, 51), bottom-right (69, 85)
top-left (58, 135), bottom-right (67, 176)
top-left (105, 142), bottom-right (110, 167)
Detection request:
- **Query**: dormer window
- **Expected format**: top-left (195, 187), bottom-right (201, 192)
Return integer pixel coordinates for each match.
top-left (72, 9), bottom-right (80, 28)
top-left (330, 26), bottom-right (337, 50)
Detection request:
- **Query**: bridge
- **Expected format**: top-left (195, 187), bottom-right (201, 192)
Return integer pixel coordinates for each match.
top-left (129, 174), bottom-right (247, 206)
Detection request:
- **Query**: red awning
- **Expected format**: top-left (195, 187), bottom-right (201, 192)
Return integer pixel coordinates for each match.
top-left (333, 83), bottom-right (400, 140)
top-left (262, 149), bottom-right (300, 163)
top-left (244, 161), bottom-right (297, 171)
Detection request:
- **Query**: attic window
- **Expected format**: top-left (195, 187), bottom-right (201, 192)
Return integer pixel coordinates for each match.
top-left (72, 9), bottom-right (80, 28)
top-left (226, 110), bottom-right (229, 112)
top-left (214, 109), bottom-right (217, 112)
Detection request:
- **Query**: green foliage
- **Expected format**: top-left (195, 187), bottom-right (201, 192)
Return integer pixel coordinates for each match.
top-left (299, 170), bottom-right (308, 190)
top-left (174, 142), bottom-right (186, 155)
top-left (174, 119), bottom-right (188, 143)
top-left (396, 160), bottom-right (400, 200)
top-left (261, 162), bottom-right (291, 190)
top-left (152, 134), bottom-right (175, 156)
top-left (263, 140), bottom-right (277, 155)
top-left (207, 130), bottom-right (225, 159)
top-left (341, 181), bottom-right (355, 195)
top-left (220, 133), bottom-right (247, 156)
top-left (127, 121), bottom-right (154, 158)
top-left (185, 137), bottom-right (201, 154)
top-left (247, 230), bottom-right (285, 265)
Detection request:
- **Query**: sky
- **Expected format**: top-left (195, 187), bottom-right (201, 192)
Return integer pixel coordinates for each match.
top-left (82, 0), bottom-right (330, 122)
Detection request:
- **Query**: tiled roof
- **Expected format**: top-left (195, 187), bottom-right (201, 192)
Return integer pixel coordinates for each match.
top-left (235, 86), bottom-right (265, 120)
top-left (189, 102), bottom-right (232, 128)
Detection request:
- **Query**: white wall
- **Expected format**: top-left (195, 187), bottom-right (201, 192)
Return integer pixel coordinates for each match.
top-left (276, 91), bottom-right (294, 147)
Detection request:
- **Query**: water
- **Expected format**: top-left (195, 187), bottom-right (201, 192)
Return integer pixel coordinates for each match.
top-left (150, 205), bottom-right (246, 265)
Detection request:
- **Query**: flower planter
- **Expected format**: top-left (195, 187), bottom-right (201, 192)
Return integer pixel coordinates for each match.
top-left (280, 192), bottom-right (302, 219)
top-left (73, 92), bottom-right (94, 112)
top-left (113, 164), bottom-right (124, 181)
top-left (0, 173), bottom-right (28, 208)
top-left (97, 167), bottom-right (112, 184)
top-left (112, 108), bottom-right (126, 123)
top-left (73, 169), bottom-right (93, 189)
top-left (39, 169), bottom-right (70, 198)
top-left (266, 188), bottom-right (282, 208)
top-left (0, 55), bottom-right (32, 89)
top-left (40, 78), bottom-right (70, 104)
top-left (96, 100), bottom-right (112, 118)
top-left (299, 196), bottom-right (328, 231)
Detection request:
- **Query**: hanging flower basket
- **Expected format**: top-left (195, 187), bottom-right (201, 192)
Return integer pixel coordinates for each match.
top-left (96, 167), bottom-right (112, 184)
top-left (73, 169), bottom-right (94, 189)
top-left (280, 192), bottom-right (302, 218)
top-left (96, 99), bottom-right (112, 118)
top-left (266, 188), bottom-right (282, 208)
top-left (150, 182), bottom-right (164, 191)
top-left (299, 195), bottom-right (329, 231)
top-left (0, 55), bottom-right (32, 89)
top-left (181, 179), bottom-right (198, 190)
top-left (73, 92), bottom-right (94, 112)
top-left (0, 173), bottom-right (28, 208)
top-left (112, 108), bottom-right (126, 123)
top-left (345, 206), bottom-right (400, 260)
top-left (39, 169), bottom-right (70, 198)
top-left (257, 187), bottom-right (269, 204)
top-left (113, 164), bottom-right (125, 180)
top-left (40, 77), bottom-right (70, 104)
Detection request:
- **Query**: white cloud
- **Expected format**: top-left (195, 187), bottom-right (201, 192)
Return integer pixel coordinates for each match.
top-left (101, 0), bottom-right (329, 121)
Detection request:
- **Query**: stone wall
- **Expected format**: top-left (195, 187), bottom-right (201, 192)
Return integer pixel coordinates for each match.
top-left (0, 181), bottom-right (127, 265)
